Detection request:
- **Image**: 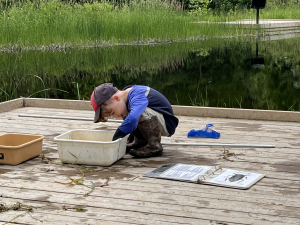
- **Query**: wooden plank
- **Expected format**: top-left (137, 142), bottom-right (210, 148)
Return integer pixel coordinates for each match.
top-left (1, 166), bottom-right (299, 207)
top-left (1, 187), bottom-right (299, 225)
top-left (0, 161), bottom-right (298, 193)
top-left (4, 113), bottom-right (300, 140)
top-left (1, 113), bottom-right (299, 156)
top-left (23, 98), bottom-right (93, 111)
top-left (0, 211), bottom-right (135, 225)
top-left (1, 129), bottom-right (298, 165)
top-left (2, 177), bottom-right (300, 211)
top-left (2, 106), bottom-right (300, 164)
top-left (0, 199), bottom-right (229, 225)
top-left (1, 144), bottom-right (300, 181)
top-left (4, 108), bottom-right (299, 136)
top-left (172, 105), bottom-right (300, 122)
top-left (4, 108), bottom-right (300, 139)
top-left (2, 150), bottom-right (300, 183)
top-left (0, 164), bottom-right (298, 224)
top-left (0, 98), bottom-right (23, 113)
top-left (1, 104), bottom-right (300, 225)
top-left (37, 148), bottom-right (300, 176)
top-left (18, 98), bottom-right (300, 122)
top-left (5, 106), bottom-right (300, 129)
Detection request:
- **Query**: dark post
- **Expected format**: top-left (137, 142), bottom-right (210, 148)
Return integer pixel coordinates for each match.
top-left (251, 0), bottom-right (266, 25)
top-left (251, 42), bottom-right (265, 68)
top-left (256, 42), bottom-right (258, 57)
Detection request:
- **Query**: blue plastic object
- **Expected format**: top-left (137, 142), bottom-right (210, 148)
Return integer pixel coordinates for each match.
top-left (187, 124), bottom-right (220, 139)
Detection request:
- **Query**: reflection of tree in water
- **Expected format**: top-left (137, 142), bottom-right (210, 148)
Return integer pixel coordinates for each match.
top-left (0, 39), bottom-right (299, 111)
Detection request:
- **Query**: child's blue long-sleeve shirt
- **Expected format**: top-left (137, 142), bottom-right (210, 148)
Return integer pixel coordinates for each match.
top-left (114, 85), bottom-right (178, 140)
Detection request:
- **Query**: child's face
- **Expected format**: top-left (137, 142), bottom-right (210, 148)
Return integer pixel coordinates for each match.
top-left (102, 96), bottom-right (128, 119)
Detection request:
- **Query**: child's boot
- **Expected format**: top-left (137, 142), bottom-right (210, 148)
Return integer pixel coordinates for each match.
top-left (129, 116), bottom-right (163, 158)
top-left (126, 127), bottom-right (147, 153)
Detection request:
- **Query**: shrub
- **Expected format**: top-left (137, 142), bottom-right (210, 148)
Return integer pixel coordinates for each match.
top-left (208, 0), bottom-right (252, 11)
top-left (188, 0), bottom-right (212, 14)
top-left (181, 0), bottom-right (251, 13)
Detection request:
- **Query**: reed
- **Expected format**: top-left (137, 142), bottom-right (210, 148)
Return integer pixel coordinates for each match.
top-left (0, 74), bottom-right (68, 102)
top-left (1, 0), bottom-right (299, 49)
top-left (0, 0), bottom-right (256, 49)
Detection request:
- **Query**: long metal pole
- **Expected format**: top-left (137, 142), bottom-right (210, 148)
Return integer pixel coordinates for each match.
top-left (18, 114), bottom-right (123, 123)
top-left (161, 142), bottom-right (275, 148)
top-left (18, 114), bottom-right (275, 148)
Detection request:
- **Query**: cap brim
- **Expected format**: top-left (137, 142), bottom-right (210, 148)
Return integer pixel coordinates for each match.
top-left (94, 106), bottom-right (101, 123)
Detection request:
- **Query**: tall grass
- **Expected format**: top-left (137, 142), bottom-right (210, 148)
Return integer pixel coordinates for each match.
top-left (196, 0), bottom-right (300, 22)
top-left (0, 0), bottom-right (299, 49)
top-left (0, 0), bottom-right (258, 49)
top-left (0, 74), bottom-right (68, 102)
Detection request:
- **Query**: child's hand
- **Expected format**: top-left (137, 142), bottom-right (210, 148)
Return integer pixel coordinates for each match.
top-left (127, 134), bottom-right (134, 144)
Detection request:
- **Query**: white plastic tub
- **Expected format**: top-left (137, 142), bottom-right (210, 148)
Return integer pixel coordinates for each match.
top-left (54, 129), bottom-right (129, 166)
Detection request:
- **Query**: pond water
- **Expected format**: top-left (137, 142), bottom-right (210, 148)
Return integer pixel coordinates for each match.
top-left (1, 37), bottom-right (300, 111)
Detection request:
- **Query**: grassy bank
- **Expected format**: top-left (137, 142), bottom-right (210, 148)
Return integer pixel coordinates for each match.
top-left (0, 0), bottom-right (299, 50)
top-left (0, 0), bottom-right (251, 50)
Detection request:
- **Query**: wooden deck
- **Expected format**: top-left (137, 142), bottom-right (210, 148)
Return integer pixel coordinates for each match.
top-left (1, 99), bottom-right (300, 225)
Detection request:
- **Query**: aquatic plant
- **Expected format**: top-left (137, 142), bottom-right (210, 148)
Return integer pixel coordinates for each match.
top-left (0, 0), bottom-right (256, 50)
top-left (0, 74), bottom-right (68, 102)
top-left (0, 0), bottom-right (299, 50)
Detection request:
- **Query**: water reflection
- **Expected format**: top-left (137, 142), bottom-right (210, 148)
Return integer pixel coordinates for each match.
top-left (0, 38), bottom-right (299, 111)
top-left (250, 42), bottom-right (265, 68)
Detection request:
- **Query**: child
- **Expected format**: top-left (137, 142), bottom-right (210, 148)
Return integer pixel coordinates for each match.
top-left (90, 83), bottom-right (178, 158)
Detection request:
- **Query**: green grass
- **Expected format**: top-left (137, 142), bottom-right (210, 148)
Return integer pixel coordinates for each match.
top-left (0, 0), bottom-right (255, 50)
top-left (197, 0), bottom-right (300, 21)
top-left (0, 74), bottom-right (68, 102)
top-left (0, 0), bottom-right (299, 49)
top-left (0, 0), bottom-right (299, 50)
